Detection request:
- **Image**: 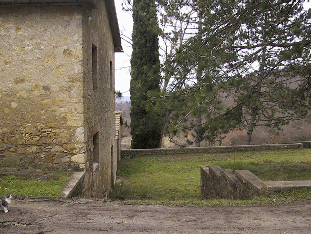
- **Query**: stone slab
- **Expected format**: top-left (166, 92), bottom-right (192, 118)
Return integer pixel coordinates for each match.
top-left (265, 180), bottom-right (311, 192)
top-left (235, 170), bottom-right (267, 191)
top-left (209, 165), bottom-right (223, 177)
top-left (224, 169), bottom-right (238, 183)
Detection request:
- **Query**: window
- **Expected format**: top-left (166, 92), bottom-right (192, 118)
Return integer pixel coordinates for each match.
top-left (92, 44), bottom-right (98, 90)
top-left (92, 132), bottom-right (99, 172)
top-left (111, 145), bottom-right (114, 186)
top-left (110, 61), bottom-right (113, 91)
top-left (92, 132), bottom-right (99, 163)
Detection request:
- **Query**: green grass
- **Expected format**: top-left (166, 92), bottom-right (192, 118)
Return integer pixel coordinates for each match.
top-left (110, 148), bottom-right (311, 206)
top-left (0, 171), bottom-right (72, 197)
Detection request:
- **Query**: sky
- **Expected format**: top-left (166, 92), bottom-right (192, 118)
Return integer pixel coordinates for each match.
top-left (114, 1), bottom-right (311, 96)
top-left (115, 2), bottom-right (133, 96)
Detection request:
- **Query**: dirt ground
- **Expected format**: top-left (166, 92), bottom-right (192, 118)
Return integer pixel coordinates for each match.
top-left (0, 198), bottom-right (311, 234)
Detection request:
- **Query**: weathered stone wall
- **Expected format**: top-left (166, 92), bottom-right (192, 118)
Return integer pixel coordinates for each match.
top-left (0, 5), bottom-right (85, 170)
top-left (81, 1), bottom-right (117, 198)
top-left (0, 1), bottom-right (120, 198)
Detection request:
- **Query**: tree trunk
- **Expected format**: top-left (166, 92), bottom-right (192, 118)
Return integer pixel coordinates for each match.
top-left (195, 116), bottom-right (201, 147)
top-left (246, 15), bottom-right (268, 145)
top-left (246, 107), bottom-right (257, 145)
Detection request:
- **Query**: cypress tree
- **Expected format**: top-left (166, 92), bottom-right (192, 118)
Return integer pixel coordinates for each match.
top-left (130, 0), bottom-right (162, 149)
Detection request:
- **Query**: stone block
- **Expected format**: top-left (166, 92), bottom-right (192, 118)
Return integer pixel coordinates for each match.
top-left (44, 155), bottom-right (54, 163)
top-left (75, 127), bottom-right (84, 142)
top-left (50, 145), bottom-right (64, 152)
top-left (65, 114), bottom-right (84, 127)
top-left (1, 155), bottom-right (20, 167)
top-left (27, 146), bottom-right (39, 153)
top-left (71, 154), bottom-right (85, 164)
top-left (16, 147), bottom-right (27, 154)
top-left (62, 143), bottom-right (77, 152)
top-left (54, 155), bottom-right (70, 164)
top-left (40, 137), bottom-right (53, 144)
top-left (25, 139), bottom-right (38, 145)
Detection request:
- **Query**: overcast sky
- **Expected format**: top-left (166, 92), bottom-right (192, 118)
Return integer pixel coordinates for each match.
top-left (115, 2), bottom-right (132, 96)
top-left (114, 1), bottom-right (311, 96)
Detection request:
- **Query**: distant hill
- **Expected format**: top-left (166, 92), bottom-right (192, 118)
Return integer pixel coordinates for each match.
top-left (115, 98), bottom-right (131, 144)
top-left (116, 96), bottom-right (131, 103)
top-left (115, 95), bottom-right (311, 148)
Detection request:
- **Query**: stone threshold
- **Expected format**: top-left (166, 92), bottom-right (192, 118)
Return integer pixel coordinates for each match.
top-left (61, 171), bottom-right (85, 198)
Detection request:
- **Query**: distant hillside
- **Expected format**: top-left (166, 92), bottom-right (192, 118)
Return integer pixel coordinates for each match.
top-left (116, 96), bottom-right (131, 103)
top-left (115, 96), bottom-right (311, 148)
top-left (116, 99), bottom-right (131, 147)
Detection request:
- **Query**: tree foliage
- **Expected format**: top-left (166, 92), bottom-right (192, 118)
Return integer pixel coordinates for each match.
top-left (157, 0), bottom-right (311, 145)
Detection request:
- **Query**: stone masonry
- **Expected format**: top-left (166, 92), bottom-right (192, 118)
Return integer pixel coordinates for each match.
top-left (0, 4), bottom-right (85, 169)
top-left (0, 0), bottom-right (122, 198)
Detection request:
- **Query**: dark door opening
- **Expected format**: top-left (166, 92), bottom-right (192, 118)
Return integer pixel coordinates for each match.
top-left (92, 132), bottom-right (99, 172)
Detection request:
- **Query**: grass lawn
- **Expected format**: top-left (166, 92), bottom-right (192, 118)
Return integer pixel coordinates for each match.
top-left (110, 148), bottom-right (311, 206)
top-left (0, 171), bottom-right (72, 197)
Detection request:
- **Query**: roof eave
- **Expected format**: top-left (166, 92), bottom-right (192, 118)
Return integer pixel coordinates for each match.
top-left (0, 0), bottom-right (97, 9)
top-left (105, 0), bottom-right (123, 52)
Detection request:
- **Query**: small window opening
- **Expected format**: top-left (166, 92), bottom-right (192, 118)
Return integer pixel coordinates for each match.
top-left (92, 44), bottom-right (98, 90)
top-left (110, 61), bottom-right (113, 91)
top-left (111, 145), bottom-right (114, 186)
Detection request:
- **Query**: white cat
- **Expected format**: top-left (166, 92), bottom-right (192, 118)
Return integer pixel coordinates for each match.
top-left (1, 193), bottom-right (12, 213)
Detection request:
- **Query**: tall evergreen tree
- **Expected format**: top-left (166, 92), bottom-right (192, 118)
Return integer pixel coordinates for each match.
top-left (130, 0), bottom-right (162, 149)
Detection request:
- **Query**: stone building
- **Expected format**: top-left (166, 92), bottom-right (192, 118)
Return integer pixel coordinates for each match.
top-left (0, 0), bottom-right (122, 197)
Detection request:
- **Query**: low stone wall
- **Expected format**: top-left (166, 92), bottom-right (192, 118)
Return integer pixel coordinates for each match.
top-left (121, 143), bottom-right (305, 158)
top-left (201, 165), bottom-right (267, 199)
